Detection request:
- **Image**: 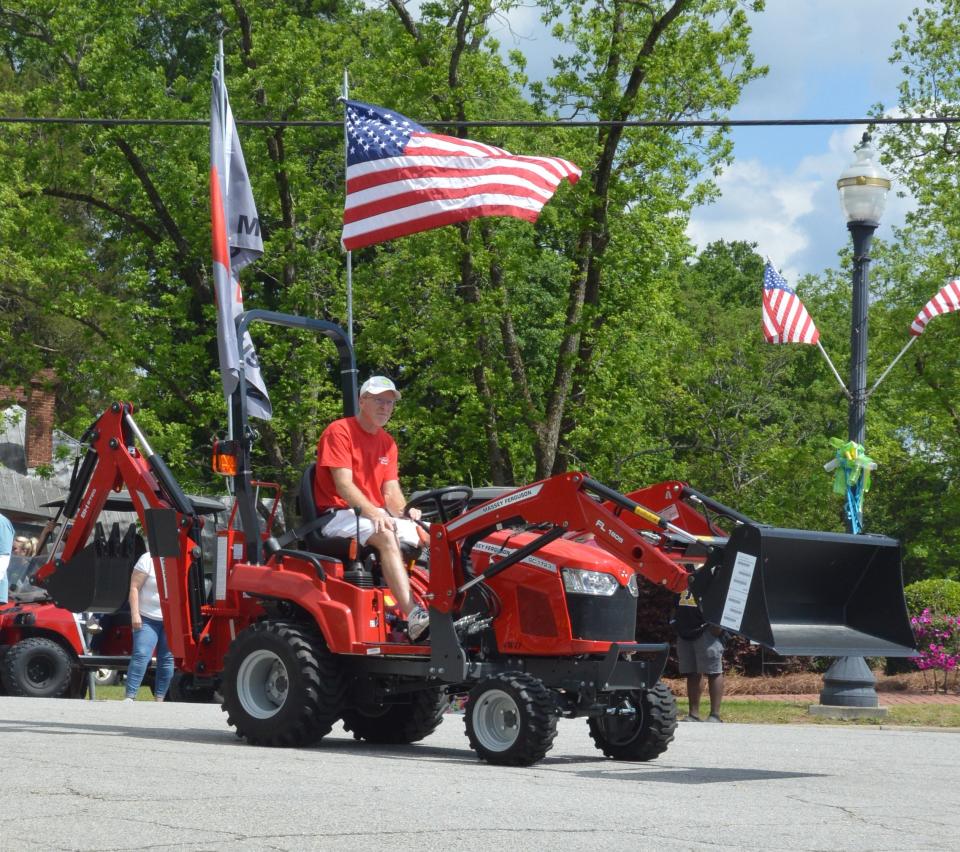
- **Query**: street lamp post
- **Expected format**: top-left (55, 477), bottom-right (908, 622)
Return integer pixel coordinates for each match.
top-left (819, 133), bottom-right (892, 708)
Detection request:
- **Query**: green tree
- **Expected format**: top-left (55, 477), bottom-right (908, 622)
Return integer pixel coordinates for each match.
top-left (355, 0), bottom-right (765, 487)
top-left (862, 2), bottom-right (960, 580)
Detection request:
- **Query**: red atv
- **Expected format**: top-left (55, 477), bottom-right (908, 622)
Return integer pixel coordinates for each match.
top-left (0, 554), bottom-right (133, 698)
top-left (0, 494), bottom-right (225, 700)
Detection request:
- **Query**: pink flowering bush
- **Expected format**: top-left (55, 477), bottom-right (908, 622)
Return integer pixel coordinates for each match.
top-left (911, 609), bottom-right (959, 693)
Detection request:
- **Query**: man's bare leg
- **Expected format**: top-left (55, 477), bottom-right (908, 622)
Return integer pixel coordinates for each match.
top-left (367, 529), bottom-right (415, 615)
top-left (707, 672), bottom-right (724, 719)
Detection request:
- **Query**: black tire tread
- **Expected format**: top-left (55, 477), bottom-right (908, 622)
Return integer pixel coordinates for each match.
top-left (1, 637), bottom-right (74, 698)
top-left (221, 620), bottom-right (344, 747)
top-left (342, 687), bottom-right (447, 744)
top-left (588, 680), bottom-right (677, 761)
top-left (465, 671), bottom-right (557, 766)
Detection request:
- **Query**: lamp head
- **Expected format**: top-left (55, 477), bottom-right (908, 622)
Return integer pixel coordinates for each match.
top-left (837, 132), bottom-right (891, 225)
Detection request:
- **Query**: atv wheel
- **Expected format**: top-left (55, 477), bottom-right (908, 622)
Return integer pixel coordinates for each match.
top-left (342, 687), bottom-right (447, 744)
top-left (1, 637), bottom-right (74, 698)
top-left (221, 621), bottom-right (344, 747)
top-left (587, 681), bottom-right (677, 761)
top-left (465, 672), bottom-right (557, 766)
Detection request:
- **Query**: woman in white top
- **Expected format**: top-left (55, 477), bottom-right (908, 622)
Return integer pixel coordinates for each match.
top-left (124, 550), bottom-right (175, 702)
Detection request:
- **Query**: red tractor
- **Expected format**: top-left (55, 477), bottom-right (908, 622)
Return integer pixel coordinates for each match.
top-left (36, 311), bottom-right (916, 765)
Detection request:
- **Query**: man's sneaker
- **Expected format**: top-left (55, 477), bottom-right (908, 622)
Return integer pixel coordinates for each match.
top-left (706, 714), bottom-right (723, 723)
top-left (407, 606), bottom-right (430, 641)
top-left (122, 697), bottom-right (135, 704)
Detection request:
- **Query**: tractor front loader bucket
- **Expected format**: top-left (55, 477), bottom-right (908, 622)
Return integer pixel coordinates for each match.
top-left (689, 524), bottom-right (917, 657)
top-left (43, 522), bottom-right (138, 613)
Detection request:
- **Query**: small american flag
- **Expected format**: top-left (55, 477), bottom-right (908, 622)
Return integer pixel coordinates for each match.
top-left (341, 100), bottom-right (581, 250)
top-left (910, 279), bottom-right (960, 336)
top-left (761, 261), bottom-right (820, 345)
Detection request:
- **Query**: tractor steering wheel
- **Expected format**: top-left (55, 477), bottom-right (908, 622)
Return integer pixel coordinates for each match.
top-left (404, 486), bottom-right (474, 524)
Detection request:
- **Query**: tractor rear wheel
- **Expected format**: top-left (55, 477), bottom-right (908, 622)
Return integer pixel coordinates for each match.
top-left (342, 687), bottom-right (447, 744)
top-left (587, 681), bottom-right (677, 761)
top-left (221, 621), bottom-right (344, 747)
top-left (1, 637), bottom-right (74, 698)
top-left (465, 672), bottom-right (557, 766)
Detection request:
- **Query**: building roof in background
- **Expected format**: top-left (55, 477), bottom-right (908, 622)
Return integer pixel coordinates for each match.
top-left (0, 467), bottom-right (63, 523)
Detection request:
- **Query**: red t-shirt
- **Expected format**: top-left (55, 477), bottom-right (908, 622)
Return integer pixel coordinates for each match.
top-left (314, 417), bottom-right (399, 510)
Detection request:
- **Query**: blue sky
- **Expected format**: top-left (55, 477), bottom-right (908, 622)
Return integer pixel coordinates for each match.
top-left (485, 1), bottom-right (923, 284)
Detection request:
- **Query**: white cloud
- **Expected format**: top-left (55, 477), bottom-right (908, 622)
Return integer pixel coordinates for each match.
top-left (687, 159), bottom-right (820, 283)
top-left (689, 123), bottom-right (915, 283)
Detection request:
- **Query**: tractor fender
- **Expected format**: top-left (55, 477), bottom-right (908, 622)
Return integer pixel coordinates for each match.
top-left (228, 563), bottom-right (355, 651)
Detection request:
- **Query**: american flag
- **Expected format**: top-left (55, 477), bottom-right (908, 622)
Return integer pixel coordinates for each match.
top-left (761, 261), bottom-right (820, 345)
top-left (341, 100), bottom-right (581, 251)
top-left (910, 279), bottom-right (960, 336)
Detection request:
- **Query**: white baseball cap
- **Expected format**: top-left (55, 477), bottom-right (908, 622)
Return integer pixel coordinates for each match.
top-left (360, 375), bottom-right (401, 399)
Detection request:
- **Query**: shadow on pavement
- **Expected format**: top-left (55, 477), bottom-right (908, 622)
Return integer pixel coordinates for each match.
top-left (574, 766), bottom-right (827, 784)
top-left (0, 718), bottom-right (235, 746)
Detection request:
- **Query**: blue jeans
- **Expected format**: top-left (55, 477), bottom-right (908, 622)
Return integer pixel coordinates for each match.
top-left (126, 616), bottom-right (174, 699)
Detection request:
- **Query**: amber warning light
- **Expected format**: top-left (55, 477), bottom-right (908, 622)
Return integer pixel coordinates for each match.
top-left (211, 439), bottom-right (238, 476)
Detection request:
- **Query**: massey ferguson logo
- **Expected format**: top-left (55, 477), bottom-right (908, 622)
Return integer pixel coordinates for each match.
top-left (595, 519), bottom-right (624, 544)
top-left (236, 214), bottom-right (260, 237)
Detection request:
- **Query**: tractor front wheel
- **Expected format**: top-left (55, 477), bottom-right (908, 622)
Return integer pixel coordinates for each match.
top-left (465, 672), bottom-right (557, 766)
top-left (1, 637), bottom-right (74, 698)
top-left (587, 681), bottom-right (677, 761)
top-left (221, 621), bottom-right (344, 747)
top-left (342, 687), bottom-right (448, 744)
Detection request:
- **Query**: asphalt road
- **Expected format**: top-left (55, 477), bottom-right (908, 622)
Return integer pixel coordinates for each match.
top-left (1, 696), bottom-right (956, 851)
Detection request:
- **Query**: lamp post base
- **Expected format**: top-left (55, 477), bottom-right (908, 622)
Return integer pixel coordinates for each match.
top-left (819, 656), bottom-right (879, 707)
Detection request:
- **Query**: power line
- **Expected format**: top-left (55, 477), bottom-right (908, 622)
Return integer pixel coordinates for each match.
top-left (0, 115), bottom-right (958, 129)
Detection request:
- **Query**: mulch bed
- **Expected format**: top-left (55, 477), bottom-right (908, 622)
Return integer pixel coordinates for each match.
top-left (664, 670), bottom-right (959, 697)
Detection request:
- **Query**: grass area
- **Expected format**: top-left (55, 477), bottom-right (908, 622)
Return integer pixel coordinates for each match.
top-left (91, 685), bottom-right (154, 701)
top-left (678, 698), bottom-right (960, 728)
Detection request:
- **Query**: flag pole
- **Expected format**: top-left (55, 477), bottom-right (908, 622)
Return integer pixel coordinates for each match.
top-left (866, 335), bottom-right (917, 400)
top-left (342, 69), bottom-right (353, 347)
top-left (217, 35), bottom-right (235, 444)
top-left (817, 341), bottom-right (852, 398)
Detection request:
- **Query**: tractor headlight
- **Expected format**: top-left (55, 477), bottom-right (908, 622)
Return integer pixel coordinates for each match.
top-left (627, 573), bottom-right (639, 597)
top-left (562, 567), bottom-right (619, 597)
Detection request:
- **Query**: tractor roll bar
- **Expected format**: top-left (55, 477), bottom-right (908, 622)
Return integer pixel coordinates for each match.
top-left (236, 310), bottom-right (359, 417)
top-left (232, 311), bottom-right (357, 564)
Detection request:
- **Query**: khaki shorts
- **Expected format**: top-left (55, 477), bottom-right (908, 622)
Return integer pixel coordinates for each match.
top-left (677, 630), bottom-right (724, 675)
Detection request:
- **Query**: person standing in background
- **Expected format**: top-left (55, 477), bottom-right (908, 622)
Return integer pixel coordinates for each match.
top-left (124, 549), bottom-right (175, 702)
top-left (672, 587), bottom-right (726, 723)
top-left (0, 513), bottom-right (14, 604)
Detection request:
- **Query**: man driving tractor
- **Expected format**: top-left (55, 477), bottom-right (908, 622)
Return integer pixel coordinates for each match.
top-left (312, 375), bottom-right (431, 640)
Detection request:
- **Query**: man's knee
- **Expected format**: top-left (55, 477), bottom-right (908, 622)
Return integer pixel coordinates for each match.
top-left (367, 530), bottom-right (401, 555)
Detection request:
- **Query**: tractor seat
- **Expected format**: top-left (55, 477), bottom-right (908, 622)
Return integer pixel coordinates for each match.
top-left (298, 463), bottom-right (375, 565)
top-left (296, 463), bottom-right (421, 578)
